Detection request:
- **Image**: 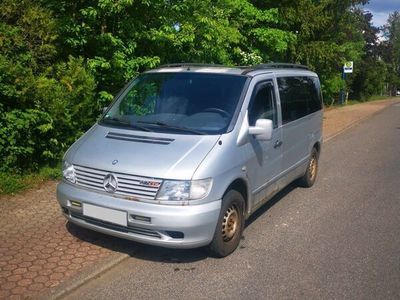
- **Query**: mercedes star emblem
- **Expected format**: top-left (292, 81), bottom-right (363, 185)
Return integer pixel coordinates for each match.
top-left (103, 173), bottom-right (118, 193)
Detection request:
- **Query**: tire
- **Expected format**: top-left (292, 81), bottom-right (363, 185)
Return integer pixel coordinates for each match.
top-left (298, 147), bottom-right (319, 188)
top-left (209, 190), bottom-right (245, 258)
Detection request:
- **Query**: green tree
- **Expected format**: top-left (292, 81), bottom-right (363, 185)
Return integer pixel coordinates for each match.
top-left (256, 0), bottom-right (367, 104)
top-left (350, 10), bottom-right (388, 100)
top-left (44, 0), bottom-right (294, 97)
top-left (381, 11), bottom-right (400, 96)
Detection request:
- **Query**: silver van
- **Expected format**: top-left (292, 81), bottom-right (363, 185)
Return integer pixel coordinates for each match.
top-left (57, 63), bottom-right (323, 257)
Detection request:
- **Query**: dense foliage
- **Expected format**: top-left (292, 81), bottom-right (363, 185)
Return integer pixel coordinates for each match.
top-left (0, 0), bottom-right (399, 173)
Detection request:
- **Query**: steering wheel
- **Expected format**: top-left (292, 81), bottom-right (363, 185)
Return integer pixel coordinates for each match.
top-left (203, 108), bottom-right (231, 118)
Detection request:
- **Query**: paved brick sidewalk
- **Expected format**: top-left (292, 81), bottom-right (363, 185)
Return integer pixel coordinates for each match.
top-left (0, 98), bottom-right (398, 299)
top-left (0, 182), bottom-right (133, 299)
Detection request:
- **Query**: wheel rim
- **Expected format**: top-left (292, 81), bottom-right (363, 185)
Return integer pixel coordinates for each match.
top-left (309, 154), bottom-right (317, 181)
top-left (221, 205), bottom-right (239, 242)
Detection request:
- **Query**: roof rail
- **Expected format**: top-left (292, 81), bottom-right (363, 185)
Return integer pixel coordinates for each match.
top-left (242, 63), bottom-right (309, 75)
top-left (157, 63), bottom-right (229, 69)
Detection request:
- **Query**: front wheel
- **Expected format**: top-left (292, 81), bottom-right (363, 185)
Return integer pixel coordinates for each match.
top-left (209, 190), bottom-right (245, 258)
top-left (298, 147), bottom-right (319, 188)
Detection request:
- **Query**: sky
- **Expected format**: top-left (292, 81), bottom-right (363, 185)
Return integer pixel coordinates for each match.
top-left (364, 0), bottom-right (400, 28)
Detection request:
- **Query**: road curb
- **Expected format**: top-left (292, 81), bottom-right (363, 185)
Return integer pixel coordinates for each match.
top-left (34, 252), bottom-right (130, 300)
top-left (324, 100), bottom-right (398, 143)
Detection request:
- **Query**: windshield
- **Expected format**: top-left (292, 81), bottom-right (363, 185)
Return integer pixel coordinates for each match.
top-left (100, 72), bottom-right (248, 135)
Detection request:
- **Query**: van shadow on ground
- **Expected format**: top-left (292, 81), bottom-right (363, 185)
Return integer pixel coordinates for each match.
top-left (66, 182), bottom-right (299, 263)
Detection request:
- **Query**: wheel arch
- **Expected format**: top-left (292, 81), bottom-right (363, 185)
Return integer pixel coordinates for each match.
top-left (223, 178), bottom-right (249, 217)
top-left (313, 141), bottom-right (321, 156)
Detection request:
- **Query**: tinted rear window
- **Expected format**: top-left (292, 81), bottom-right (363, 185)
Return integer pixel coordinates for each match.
top-left (278, 76), bottom-right (322, 124)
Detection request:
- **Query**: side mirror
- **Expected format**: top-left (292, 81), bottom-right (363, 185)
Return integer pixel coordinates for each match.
top-left (248, 119), bottom-right (273, 140)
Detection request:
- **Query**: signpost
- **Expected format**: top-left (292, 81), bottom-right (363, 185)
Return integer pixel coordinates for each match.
top-left (339, 61), bottom-right (353, 104)
top-left (343, 61), bottom-right (353, 74)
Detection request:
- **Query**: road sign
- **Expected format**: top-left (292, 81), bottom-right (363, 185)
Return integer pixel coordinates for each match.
top-left (343, 61), bottom-right (353, 73)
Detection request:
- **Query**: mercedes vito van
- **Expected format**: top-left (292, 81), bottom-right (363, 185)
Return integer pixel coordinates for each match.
top-left (57, 63), bottom-right (323, 257)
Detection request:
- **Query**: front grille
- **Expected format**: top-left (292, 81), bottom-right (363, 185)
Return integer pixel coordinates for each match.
top-left (74, 165), bottom-right (162, 200)
top-left (70, 211), bottom-right (162, 239)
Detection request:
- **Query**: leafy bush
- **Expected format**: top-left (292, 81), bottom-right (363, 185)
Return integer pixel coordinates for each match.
top-left (0, 1), bottom-right (97, 175)
top-left (34, 56), bottom-right (97, 149)
top-left (0, 109), bottom-right (54, 172)
top-left (0, 56), bottom-right (96, 173)
top-left (321, 74), bottom-right (346, 106)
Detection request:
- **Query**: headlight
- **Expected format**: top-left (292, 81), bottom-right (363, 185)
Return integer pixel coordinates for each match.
top-left (156, 178), bottom-right (212, 201)
top-left (62, 160), bottom-right (76, 183)
top-left (190, 178), bottom-right (213, 199)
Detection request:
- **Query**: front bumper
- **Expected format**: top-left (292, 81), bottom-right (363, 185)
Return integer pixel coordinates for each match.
top-left (56, 182), bottom-right (221, 249)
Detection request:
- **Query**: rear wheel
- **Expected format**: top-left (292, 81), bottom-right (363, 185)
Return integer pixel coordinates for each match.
top-left (209, 190), bottom-right (245, 258)
top-left (298, 147), bottom-right (319, 188)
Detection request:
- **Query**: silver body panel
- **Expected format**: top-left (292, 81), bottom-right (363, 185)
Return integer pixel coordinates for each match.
top-left (57, 67), bottom-right (323, 248)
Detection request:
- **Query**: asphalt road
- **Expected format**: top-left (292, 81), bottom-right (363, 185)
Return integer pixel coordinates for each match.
top-left (64, 104), bottom-right (400, 300)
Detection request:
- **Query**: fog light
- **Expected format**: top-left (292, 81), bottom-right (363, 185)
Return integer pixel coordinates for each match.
top-left (70, 201), bottom-right (82, 207)
top-left (130, 214), bottom-right (151, 223)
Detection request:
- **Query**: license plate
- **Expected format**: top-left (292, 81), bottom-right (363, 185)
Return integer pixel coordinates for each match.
top-left (83, 203), bottom-right (127, 227)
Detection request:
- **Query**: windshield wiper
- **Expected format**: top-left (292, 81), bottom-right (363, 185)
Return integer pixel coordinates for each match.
top-left (137, 121), bottom-right (206, 135)
top-left (102, 117), bottom-right (152, 132)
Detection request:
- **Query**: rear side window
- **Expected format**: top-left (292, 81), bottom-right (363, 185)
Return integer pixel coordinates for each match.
top-left (278, 76), bottom-right (322, 124)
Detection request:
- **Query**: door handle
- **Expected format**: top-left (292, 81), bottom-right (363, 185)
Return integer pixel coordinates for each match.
top-left (274, 140), bottom-right (283, 148)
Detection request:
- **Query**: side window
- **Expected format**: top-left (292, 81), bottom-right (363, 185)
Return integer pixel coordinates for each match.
top-left (248, 82), bottom-right (277, 127)
top-left (278, 76), bottom-right (322, 124)
top-left (278, 77), bottom-right (307, 124)
top-left (308, 77), bottom-right (323, 113)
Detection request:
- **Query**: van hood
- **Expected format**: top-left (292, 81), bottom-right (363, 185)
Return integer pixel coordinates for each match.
top-left (66, 124), bottom-right (220, 180)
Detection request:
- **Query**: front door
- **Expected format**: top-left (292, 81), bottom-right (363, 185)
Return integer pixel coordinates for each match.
top-left (246, 80), bottom-right (283, 208)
